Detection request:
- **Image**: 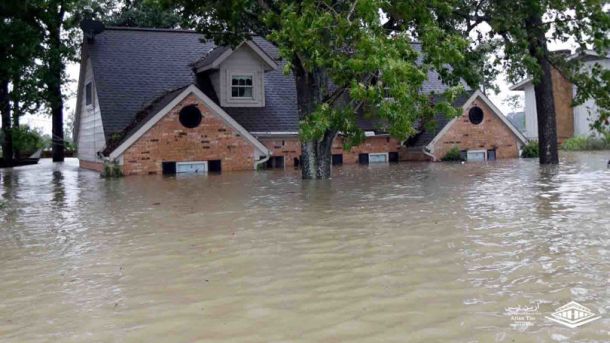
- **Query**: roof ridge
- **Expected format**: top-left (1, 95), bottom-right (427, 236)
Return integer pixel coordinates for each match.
top-left (104, 26), bottom-right (200, 34)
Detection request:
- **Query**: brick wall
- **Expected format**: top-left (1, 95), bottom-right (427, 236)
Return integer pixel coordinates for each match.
top-left (399, 147), bottom-right (431, 161)
top-left (260, 135), bottom-right (403, 167)
top-left (259, 137), bottom-right (302, 168)
top-left (431, 97), bottom-right (521, 160)
top-left (333, 136), bottom-right (402, 164)
top-left (552, 68), bottom-right (574, 142)
top-left (79, 160), bottom-right (104, 172)
top-left (121, 94), bottom-right (256, 175)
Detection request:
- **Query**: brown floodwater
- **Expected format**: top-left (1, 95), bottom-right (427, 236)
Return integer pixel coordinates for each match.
top-left (1, 153), bottom-right (610, 342)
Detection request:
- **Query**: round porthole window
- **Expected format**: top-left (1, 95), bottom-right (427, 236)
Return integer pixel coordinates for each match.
top-left (179, 105), bottom-right (202, 128)
top-left (468, 106), bottom-right (484, 125)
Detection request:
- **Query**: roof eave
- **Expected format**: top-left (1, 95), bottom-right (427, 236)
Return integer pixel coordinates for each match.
top-left (509, 78), bottom-right (532, 91)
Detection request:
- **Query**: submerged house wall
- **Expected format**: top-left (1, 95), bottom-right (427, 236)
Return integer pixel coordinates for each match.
top-left (430, 98), bottom-right (522, 160)
top-left (121, 95), bottom-right (257, 175)
top-left (259, 136), bottom-right (403, 169)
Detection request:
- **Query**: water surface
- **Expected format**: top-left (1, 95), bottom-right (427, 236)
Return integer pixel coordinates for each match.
top-left (1, 153), bottom-right (610, 342)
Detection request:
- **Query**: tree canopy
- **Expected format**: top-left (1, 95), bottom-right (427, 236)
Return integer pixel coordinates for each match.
top-left (173, 0), bottom-right (484, 177)
top-left (430, 0), bottom-right (609, 162)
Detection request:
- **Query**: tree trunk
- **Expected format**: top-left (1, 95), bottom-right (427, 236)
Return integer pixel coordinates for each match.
top-left (12, 99), bottom-right (20, 128)
top-left (49, 11), bottom-right (65, 162)
top-left (526, 7), bottom-right (559, 164)
top-left (293, 57), bottom-right (335, 179)
top-left (0, 80), bottom-right (13, 164)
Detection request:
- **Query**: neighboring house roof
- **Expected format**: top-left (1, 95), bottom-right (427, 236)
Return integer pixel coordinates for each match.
top-left (108, 85), bottom-right (271, 160)
top-left (507, 111), bottom-right (526, 133)
top-left (424, 90), bottom-right (528, 155)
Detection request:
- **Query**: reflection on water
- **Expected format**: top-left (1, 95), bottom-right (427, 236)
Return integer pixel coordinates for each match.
top-left (1, 153), bottom-right (610, 342)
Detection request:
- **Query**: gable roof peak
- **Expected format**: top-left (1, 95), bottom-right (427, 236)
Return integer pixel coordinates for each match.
top-left (104, 26), bottom-right (199, 34)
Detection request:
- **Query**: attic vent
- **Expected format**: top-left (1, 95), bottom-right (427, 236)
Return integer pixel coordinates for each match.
top-left (179, 105), bottom-right (202, 128)
top-left (468, 106), bottom-right (484, 125)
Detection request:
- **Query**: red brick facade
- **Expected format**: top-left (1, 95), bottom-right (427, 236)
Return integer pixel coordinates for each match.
top-left (88, 92), bottom-right (521, 175)
top-left (115, 94), bottom-right (403, 175)
top-left (79, 160), bottom-right (104, 172)
top-left (551, 67), bottom-right (574, 143)
top-left (430, 96), bottom-right (522, 160)
top-left (259, 136), bottom-right (402, 168)
top-left (121, 95), bottom-right (257, 175)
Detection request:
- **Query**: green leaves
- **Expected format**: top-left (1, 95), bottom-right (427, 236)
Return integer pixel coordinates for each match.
top-left (177, 0), bottom-right (480, 144)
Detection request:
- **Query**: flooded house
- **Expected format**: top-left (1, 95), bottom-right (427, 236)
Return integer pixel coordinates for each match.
top-left (401, 90), bottom-right (528, 161)
top-left (74, 24), bottom-right (526, 175)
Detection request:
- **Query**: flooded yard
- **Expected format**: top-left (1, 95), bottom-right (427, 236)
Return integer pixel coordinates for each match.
top-left (1, 153), bottom-right (610, 342)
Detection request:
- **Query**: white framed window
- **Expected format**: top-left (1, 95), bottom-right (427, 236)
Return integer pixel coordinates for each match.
top-left (85, 82), bottom-right (93, 106)
top-left (176, 161), bottom-right (208, 174)
top-left (466, 150), bottom-right (486, 162)
top-left (369, 152), bottom-right (389, 163)
top-left (231, 75), bottom-right (253, 98)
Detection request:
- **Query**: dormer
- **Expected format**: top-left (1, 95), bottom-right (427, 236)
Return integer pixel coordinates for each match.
top-left (194, 40), bottom-right (278, 107)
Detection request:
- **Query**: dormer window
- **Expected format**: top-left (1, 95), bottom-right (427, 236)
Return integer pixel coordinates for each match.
top-left (193, 41), bottom-right (279, 107)
top-left (231, 75), bottom-right (253, 98)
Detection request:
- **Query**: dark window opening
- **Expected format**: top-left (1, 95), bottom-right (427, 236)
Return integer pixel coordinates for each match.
top-left (468, 106), bottom-right (484, 125)
top-left (389, 152), bottom-right (399, 163)
top-left (358, 153), bottom-right (369, 165)
top-left (460, 150), bottom-right (468, 161)
top-left (293, 157), bottom-right (300, 168)
top-left (162, 161), bottom-right (176, 175)
top-left (231, 75), bottom-right (253, 98)
top-left (85, 82), bottom-right (93, 106)
top-left (179, 105), bottom-right (203, 128)
top-left (487, 149), bottom-right (496, 161)
top-left (332, 154), bottom-right (343, 166)
top-left (208, 159), bottom-right (222, 172)
top-left (265, 156), bottom-right (284, 169)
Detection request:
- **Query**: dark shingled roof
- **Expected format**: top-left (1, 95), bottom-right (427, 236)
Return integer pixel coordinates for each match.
top-left (85, 27), bottom-right (455, 142)
top-left (192, 46), bottom-right (230, 70)
top-left (102, 86), bottom-right (189, 155)
top-left (405, 92), bottom-right (474, 147)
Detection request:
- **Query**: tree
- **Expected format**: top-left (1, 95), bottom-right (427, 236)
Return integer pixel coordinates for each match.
top-left (173, 0), bottom-right (480, 179)
top-left (441, 0), bottom-right (610, 164)
top-left (0, 2), bottom-right (44, 164)
top-left (38, 0), bottom-right (82, 162)
top-left (106, 0), bottom-right (181, 28)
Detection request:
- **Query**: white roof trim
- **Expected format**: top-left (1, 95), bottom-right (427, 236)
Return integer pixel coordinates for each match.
top-left (425, 90), bottom-right (528, 153)
top-left (568, 49), bottom-right (610, 61)
top-left (109, 84), bottom-right (271, 160)
top-left (243, 41), bottom-right (278, 71)
top-left (509, 78), bottom-right (532, 91)
top-left (196, 41), bottom-right (278, 72)
top-left (250, 131), bottom-right (299, 136)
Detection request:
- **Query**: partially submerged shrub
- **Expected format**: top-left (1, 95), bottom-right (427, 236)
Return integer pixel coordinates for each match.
top-left (101, 160), bottom-right (123, 178)
top-left (521, 141), bottom-right (539, 158)
top-left (441, 146), bottom-right (464, 162)
top-left (12, 125), bottom-right (45, 158)
top-left (561, 134), bottom-right (610, 151)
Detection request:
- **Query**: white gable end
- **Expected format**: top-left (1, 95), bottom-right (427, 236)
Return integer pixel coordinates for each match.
top-left (214, 44), bottom-right (268, 108)
top-left (77, 58), bottom-right (106, 162)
